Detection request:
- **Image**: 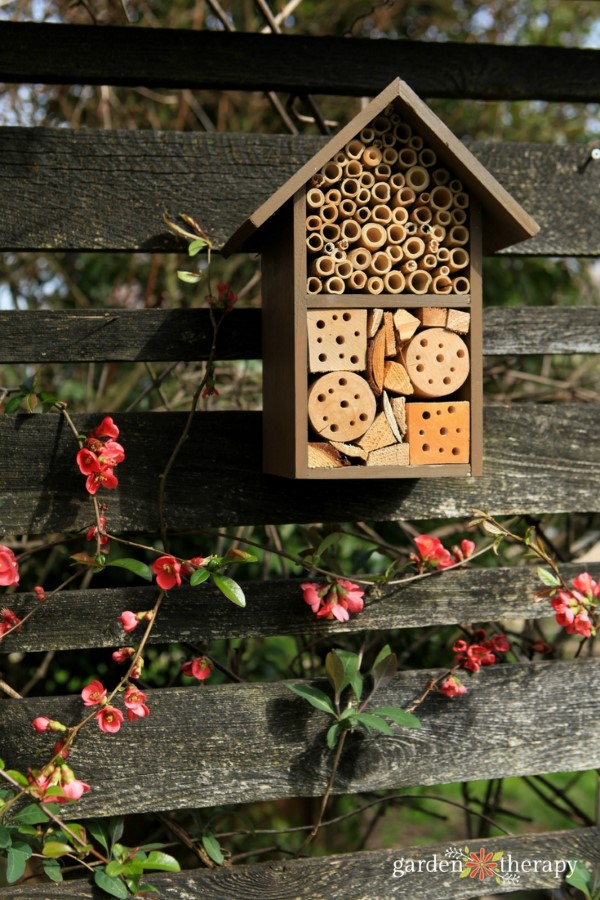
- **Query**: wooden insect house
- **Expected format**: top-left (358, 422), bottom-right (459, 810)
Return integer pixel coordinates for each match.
top-left (223, 78), bottom-right (539, 479)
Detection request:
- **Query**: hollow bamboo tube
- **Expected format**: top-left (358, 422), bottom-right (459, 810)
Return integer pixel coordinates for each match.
top-left (429, 185), bottom-right (453, 211)
top-left (310, 173), bottom-right (325, 188)
top-left (405, 221), bottom-right (417, 234)
top-left (367, 276), bottom-right (385, 294)
top-left (347, 247), bottom-right (372, 271)
top-left (418, 253), bottom-right (438, 270)
top-left (397, 147), bottom-right (418, 169)
top-left (371, 182), bottom-right (391, 204)
top-left (360, 127), bottom-right (375, 143)
top-left (419, 147), bottom-right (437, 167)
top-left (338, 238), bottom-right (349, 250)
top-left (322, 223), bottom-right (341, 242)
top-left (354, 206), bottom-right (371, 224)
top-left (335, 260), bottom-right (353, 279)
top-left (391, 206), bottom-right (409, 225)
top-left (309, 256), bottom-right (335, 277)
top-left (392, 187), bottom-right (416, 208)
top-left (405, 165), bottom-right (430, 191)
top-left (401, 259), bottom-right (417, 274)
top-left (372, 138), bottom-right (382, 149)
top-left (394, 122), bottom-right (412, 143)
top-left (306, 232), bottom-right (324, 252)
top-left (425, 239), bottom-right (439, 254)
top-left (363, 146), bottom-right (383, 168)
top-left (345, 139), bottom-right (365, 160)
top-left (433, 209), bottom-right (452, 227)
top-left (453, 191), bottom-right (469, 209)
top-left (384, 271), bottom-right (406, 294)
top-left (387, 245), bottom-right (404, 264)
top-left (356, 188), bottom-right (372, 206)
top-left (447, 225), bottom-right (469, 247)
top-left (432, 168), bottom-right (450, 185)
top-left (332, 247), bottom-right (346, 262)
top-left (409, 135), bottom-right (424, 151)
top-left (387, 223), bottom-right (407, 245)
top-left (320, 203), bottom-right (339, 224)
top-left (389, 172), bottom-right (405, 190)
top-left (452, 276), bottom-right (471, 294)
top-left (374, 164), bottom-right (392, 183)
top-left (341, 219), bottom-right (361, 243)
top-left (341, 178), bottom-right (360, 198)
top-left (372, 204), bottom-right (392, 225)
top-left (307, 276), bottom-right (322, 294)
top-left (306, 214), bottom-right (322, 231)
top-left (389, 109), bottom-right (400, 122)
top-left (382, 134), bottom-right (396, 149)
top-left (449, 179), bottom-right (463, 193)
top-left (323, 242), bottom-right (336, 256)
top-left (320, 161), bottom-right (343, 184)
top-left (434, 265), bottom-right (450, 277)
top-left (360, 171), bottom-right (375, 188)
top-left (307, 188), bottom-right (325, 209)
top-left (449, 247), bottom-right (470, 272)
top-left (432, 275), bottom-right (452, 294)
top-left (410, 206), bottom-right (433, 225)
top-left (430, 224), bottom-right (446, 242)
top-left (325, 188), bottom-right (342, 205)
top-left (451, 208), bottom-right (467, 225)
top-left (437, 248), bottom-right (451, 264)
top-left (415, 191), bottom-right (431, 207)
top-left (346, 159), bottom-right (363, 179)
top-left (338, 199), bottom-right (357, 219)
top-left (325, 276), bottom-right (345, 294)
top-left (347, 270), bottom-right (367, 291)
top-left (359, 222), bottom-right (387, 251)
top-left (368, 250), bottom-right (392, 276)
top-left (333, 152), bottom-right (348, 167)
top-left (406, 270), bottom-right (432, 294)
top-left (403, 236), bottom-right (426, 259)
top-left (372, 115), bottom-right (392, 135)
top-left (382, 147), bottom-right (398, 166)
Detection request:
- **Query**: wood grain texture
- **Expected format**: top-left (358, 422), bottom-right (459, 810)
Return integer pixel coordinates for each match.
top-left (0, 129), bottom-right (597, 255)
top-left (4, 563), bottom-right (598, 654)
top-left (1, 659), bottom-right (599, 817)
top-left (2, 307), bottom-right (598, 363)
top-left (6, 828), bottom-right (600, 898)
top-left (2, 22), bottom-right (599, 102)
top-left (0, 406), bottom-right (598, 533)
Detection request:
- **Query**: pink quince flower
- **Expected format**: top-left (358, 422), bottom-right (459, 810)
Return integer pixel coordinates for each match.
top-left (336, 579), bottom-right (365, 614)
top-left (81, 679), bottom-right (107, 707)
top-left (119, 610), bottom-right (140, 633)
top-left (439, 674), bottom-right (468, 698)
top-left (61, 766), bottom-right (91, 800)
top-left (112, 646), bottom-right (135, 664)
top-left (76, 448), bottom-right (101, 475)
top-left (152, 555), bottom-right (182, 590)
top-left (413, 535), bottom-right (454, 569)
top-left (0, 545), bottom-right (19, 587)
top-left (98, 440), bottom-right (125, 467)
top-left (123, 686), bottom-right (147, 709)
top-left (85, 467), bottom-right (118, 496)
top-left (181, 656), bottom-right (213, 681)
top-left (96, 705), bottom-right (124, 734)
top-left (300, 582), bottom-right (322, 613)
top-left (32, 716), bottom-right (51, 733)
top-left (89, 416), bottom-right (119, 440)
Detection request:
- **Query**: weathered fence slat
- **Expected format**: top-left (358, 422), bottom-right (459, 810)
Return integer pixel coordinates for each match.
top-left (8, 828), bottom-right (600, 899)
top-left (3, 564), bottom-right (599, 654)
top-left (2, 659), bottom-right (599, 818)
top-left (1, 406), bottom-right (599, 533)
top-left (2, 307), bottom-right (599, 363)
top-left (1, 130), bottom-right (598, 255)
top-left (2, 23), bottom-right (599, 102)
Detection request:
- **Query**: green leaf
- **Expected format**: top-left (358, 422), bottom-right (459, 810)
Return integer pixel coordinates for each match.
top-left (372, 644), bottom-right (392, 670)
top-left (60, 822), bottom-right (87, 847)
top-left (353, 712), bottom-right (394, 735)
top-left (94, 866), bottom-right (129, 899)
top-left (223, 549), bottom-right (257, 565)
top-left (536, 566), bottom-right (561, 588)
top-left (371, 706), bottom-right (422, 729)
top-left (177, 270), bottom-right (204, 284)
top-left (314, 532), bottom-right (343, 561)
top-left (42, 841), bottom-right (75, 858)
top-left (286, 683), bottom-right (336, 716)
top-left (371, 649), bottom-right (397, 694)
top-left (349, 672), bottom-right (363, 702)
top-left (38, 391), bottom-right (59, 405)
top-left (325, 650), bottom-right (345, 696)
top-left (42, 858), bottom-right (63, 883)
top-left (86, 818), bottom-right (109, 853)
top-left (188, 238), bottom-right (208, 256)
top-left (190, 567), bottom-right (210, 586)
top-left (138, 884), bottom-right (159, 895)
top-left (566, 861), bottom-right (592, 897)
top-left (202, 834), bottom-right (225, 865)
top-left (144, 851), bottom-right (181, 872)
top-left (106, 558), bottom-right (153, 581)
top-left (212, 574), bottom-right (246, 607)
top-left (6, 844), bottom-right (32, 883)
top-left (5, 395), bottom-right (23, 413)
top-left (0, 824), bottom-right (13, 848)
top-left (326, 723), bottom-right (341, 749)
top-left (107, 816), bottom-right (124, 849)
top-left (5, 769), bottom-right (28, 787)
top-left (13, 803), bottom-right (50, 824)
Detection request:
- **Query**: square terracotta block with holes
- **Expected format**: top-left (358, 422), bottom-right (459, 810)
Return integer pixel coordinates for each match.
top-left (406, 401), bottom-right (470, 465)
top-left (222, 78), bottom-right (538, 479)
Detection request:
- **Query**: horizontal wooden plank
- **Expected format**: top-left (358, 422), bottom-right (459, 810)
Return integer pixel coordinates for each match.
top-left (1, 307), bottom-right (599, 363)
top-left (0, 130), bottom-right (597, 255)
top-left (2, 659), bottom-right (599, 817)
top-left (2, 23), bottom-right (599, 102)
top-left (7, 829), bottom-right (600, 899)
top-left (3, 564), bottom-right (599, 654)
top-left (0, 406), bottom-right (598, 533)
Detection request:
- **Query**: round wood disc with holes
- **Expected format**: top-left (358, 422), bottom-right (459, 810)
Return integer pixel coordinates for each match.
top-left (402, 328), bottom-right (469, 398)
top-left (308, 372), bottom-right (376, 441)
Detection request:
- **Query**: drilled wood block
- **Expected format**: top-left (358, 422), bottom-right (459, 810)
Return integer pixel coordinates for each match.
top-left (308, 443), bottom-right (347, 468)
top-left (308, 371), bottom-right (376, 441)
top-left (367, 442), bottom-right (410, 466)
top-left (417, 307), bottom-right (448, 327)
top-left (446, 308), bottom-right (471, 334)
top-left (406, 401), bottom-right (470, 464)
top-left (402, 327), bottom-right (470, 397)
top-left (307, 309), bottom-right (367, 373)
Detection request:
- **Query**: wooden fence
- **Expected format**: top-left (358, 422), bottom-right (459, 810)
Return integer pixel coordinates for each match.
top-left (1, 20), bottom-right (599, 898)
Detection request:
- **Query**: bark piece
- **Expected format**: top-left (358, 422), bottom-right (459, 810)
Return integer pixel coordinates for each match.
top-left (393, 309), bottom-right (420, 342)
top-left (367, 443), bottom-right (410, 466)
top-left (367, 308), bottom-right (384, 338)
top-left (329, 440), bottom-right (368, 462)
top-left (355, 412), bottom-right (396, 452)
top-left (446, 309), bottom-right (471, 334)
top-left (366, 326), bottom-right (386, 396)
top-left (383, 360), bottom-right (414, 395)
top-left (391, 396), bottom-right (407, 436)
top-left (308, 442), bottom-right (347, 468)
top-left (382, 391), bottom-right (402, 443)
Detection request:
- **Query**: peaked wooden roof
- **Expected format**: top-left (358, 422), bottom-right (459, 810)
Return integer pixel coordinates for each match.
top-left (222, 77), bottom-right (539, 257)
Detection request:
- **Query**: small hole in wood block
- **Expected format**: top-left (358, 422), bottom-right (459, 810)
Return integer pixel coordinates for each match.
top-left (339, 353), bottom-right (345, 359)
top-left (415, 354), bottom-right (421, 360)
top-left (343, 312), bottom-right (351, 321)
top-left (336, 336), bottom-right (345, 344)
top-left (438, 343), bottom-right (444, 349)
top-left (330, 424), bottom-right (339, 432)
top-left (332, 314), bottom-right (338, 321)
top-left (443, 376), bottom-right (451, 385)
top-left (317, 394), bottom-right (326, 402)
top-left (350, 355), bottom-right (359, 364)
top-left (340, 400), bottom-right (349, 408)
top-left (452, 447), bottom-right (460, 455)
top-left (323, 416), bottom-right (329, 421)
top-left (416, 364), bottom-right (424, 372)
top-left (319, 353), bottom-right (327, 362)
top-left (422, 443), bottom-right (430, 451)
top-left (317, 320), bottom-right (325, 329)
top-left (359, 413), bottom-right (368, 421)
top-left (450, 366), bottom-right (455, 372)
top-left (339, 377), bottom-right (347, 386)
top-left (428, 379), bottom-right (433, 385)
top-left (354, 331), bottom-right (360, 337)
top-left (422, 411), bottom-right (431, 419)
top-left (448, 405), bottom-right (456, 413)
top-left (420, 338), bottom-right (428, 347)
top-left (349, 420), bottom-right (355, 426)
top-left (436, 410), bottom-right (442, 416)
top-left (328, 388), bottom-right (334, 394)
top-left (436, 354), bottom-right (444, 362)
top-left (354, 394), bottom-right (360, 400)
top-left (456, 349), bottom-right (465, 358)
top-left (419, 429), bottom-right (425, 435)
top-left (439, 447), bottom-right (444, 453)
top-left (440, 427), bottom-right (448, 435)
top-left (456, 428), bottom-right (462, 433)
top-left (317, 337), bottom-right (323, 343)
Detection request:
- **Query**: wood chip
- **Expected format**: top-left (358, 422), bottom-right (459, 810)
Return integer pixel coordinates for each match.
top-left (329, 440), bottom-right (368, 461)
top-left (367, 308), bottom-right (384, 338)
top-left (382, 391), bottom-right (402, 443)
top-left (366, 326), bottom-right (386, 396)
top-left (446, 309), bottom-right (471, 334)
top-left (384, 311), bottom-right (397, 357)
top-left (393, 309), bottom-right (420, 342)
top-left (308, 443), bottom-right (347, 468)
top-left (391, 396), bottom-right (407, 437)
top-left (417, 307), bottom-right (447, 327)
top-left (383, 360), bottom-right (414, 394)
top-left (367, 443), bottom-right (410, 466)
top-left (355, 412), bottom-right (396, 452)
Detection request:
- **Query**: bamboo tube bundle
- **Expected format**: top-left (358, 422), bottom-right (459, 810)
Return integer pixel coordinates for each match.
top-left (346, 160), bottom-right (363, 179)
top-left (432, 274), bottom-right (453, 294)
top-left (429, 185), bottom-right (453, 211)
top-left (338, 239), bottom-right (349, 251)
top-left (323, 242), bottom-right (336, 256)
top-left (368, 250), bottom-right (393, 276)
top-left (332, 247), bottom-right (347, 262)
top-left (359, 223), bottom-right (388, 251)
top-left (414, 192), bottom-right (431, 207)
top-left (449, 247), bottom-right (470, 272)
top-left (410, 206), bottom-right (432, 226)
top-left (405, 165), bottom-right (430, 191)
top-left (449, 179), bottom-right (463, 193)
top-left (341, 219), bottom-right (361, 243)
top-left (347, 269), bottom-right (367, 290)
top-left (324, 276), bottom-right (346, 294)
top-left (432, 167), bottom-right (450, 185)
top-left (338, 198), bottom-right (357, 219)
top-left (433, 209), bottom-right (452, 227)
top-left (434, 265), bottom-right (451, 278)
top-left (425, 239), bottom-right (439, 254)
top-left (360, 127), bottom-right (375, 143)
top-left (409, 134), bottom-right (424, 150)
top-left (389, 172), bottom-right (405, 190)
top-left (383, 271), bottom-right (406, 293)
top-left (307, 187), bottom-right (325, 209)
top-left (418, 253), bottom-right (438, 271)
top-left (406, 270), bottom-right (432, 294)
top-left (347, 247), bottom-right (372, 270)
top-left (372, 204), bottom-right (393, 225)
top-left (394, 122), bottom-right (412, 143)
top-left (333, 151), bottom-right (348, 167)
top-left (437, 247), bottom-right (451, 264)
top-left (401, 259), bottom-right (418, 275)
top-left (404, 221), bottom-right (417, 234)
top-left (345, 139), bottom-right (365, 160)
top-left (382, 132), bottom-right (396, 148)
top-left (453, 191), bottom-right (469, 209)
top-left (307, 276), bottom-right (322, 294)
top-left (403, 236), bottom-right (426, 259)
top-left (371, 182), bottom-right (392, 204)
top-left (391, 206), bottom-right (409, 225)
top-left (372, 115), bottom-right (392, 135)
top-left (309, 256), bottom-right (335, 277)
top-left (387, 223), bottom-right (407, 245)
top-left (310, 173), bottom-right (325, 187)
top-left (382, 147), bottom-right (398, 166)
top-left (306, 232), bottom-right (324, 253)
top-left (417, 223), bottom-right (433, 239)
top-left (430, 224), bottom-right (446, 242)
